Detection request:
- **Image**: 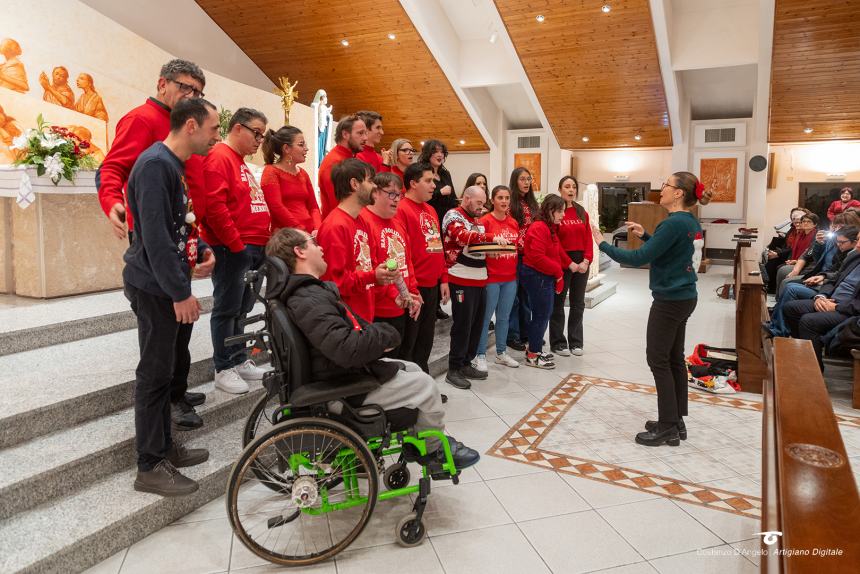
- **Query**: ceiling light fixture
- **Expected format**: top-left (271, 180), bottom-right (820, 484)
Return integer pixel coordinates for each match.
top-left (340, 39), bottom-right (349, 47)
top-left (582, 136), bottom-right (590, 142)
top-left (602, 4), bottom-right (611, 13)
top-left (535, 14), bottom-right (545, 23)
top-left (388, 33), bottom-right (396, 40)
top-left (489, 32), bottom-right (498, 44)
top-left (420, 141), bottom-right (425, 146)
top-left (459, 140), bottom-right (466, 145)
top-left (634, 133), bottom-right (642, 141)
top-left (803, 127), bottom-right (814, 134)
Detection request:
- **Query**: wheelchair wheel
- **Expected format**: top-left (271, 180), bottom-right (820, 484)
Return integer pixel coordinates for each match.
top-left (395, 512), bottom-right (426, 547)
top-left (243, 394), bottom-right (284, 447)
top-left (383, 462), bottom-right (411, 490)
top-left (228, 417), bottom-right (379, 566)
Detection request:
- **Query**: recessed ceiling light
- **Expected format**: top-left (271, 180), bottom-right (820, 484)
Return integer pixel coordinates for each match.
top-left (803, 127), bottom-right (814, 134)
top-left (340, 39), bottom-right (349, 47)
top-left (535, 14), bottom-right (545, 23)
top-left (634, 133), bottom-right (642, 141)
top-left (582, 136), bottom-right (590, 142)
top-left (602, 4), bottom-right (611, 13)
top-left (420, 141), bottom-right (425, 146)
top-left (388, 33), bottom-right (396, 40)
top-left (459, 140), bottom-right (466, 145)
top-left (489, 32), bottom-right (498, 44)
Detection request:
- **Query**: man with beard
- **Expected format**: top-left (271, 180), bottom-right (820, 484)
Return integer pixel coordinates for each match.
top-left (317, 158), bottom-right (400, 322)
top-left (318, 115), bottom-right (366, 219)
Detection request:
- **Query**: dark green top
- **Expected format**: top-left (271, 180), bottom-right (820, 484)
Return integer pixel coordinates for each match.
top-left (599, 211), bottom-right (701, 301)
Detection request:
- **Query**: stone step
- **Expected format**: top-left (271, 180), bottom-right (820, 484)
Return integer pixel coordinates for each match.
top-left (0, 418), bottom-right (246, 574)
top-left (0, 379), bottom-right (264, 520)
top-left (0, 280), bottom-right (215, 357)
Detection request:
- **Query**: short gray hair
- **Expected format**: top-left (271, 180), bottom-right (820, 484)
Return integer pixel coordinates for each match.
top-left (160, 59), bottom-right (206, 88)
top-left (462, 185), bottom-right (486, 200)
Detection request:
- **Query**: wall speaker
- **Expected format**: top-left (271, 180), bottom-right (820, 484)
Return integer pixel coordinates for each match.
top-left (749, 155), bottom-right (767, 172)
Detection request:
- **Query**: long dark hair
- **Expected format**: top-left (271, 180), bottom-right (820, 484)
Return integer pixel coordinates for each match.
top-left (418, 139), bottom-right (449, 169)
top-left (558, 175), bottom-right (586, 220)
top-left (509, 167), bottom-right (539, 225)
top-left (464, 172), bottom-right (487, 193)
top-left (537, 194), bottom-right (565, 234)
top-left (262, 125), bottom-right (302, 164)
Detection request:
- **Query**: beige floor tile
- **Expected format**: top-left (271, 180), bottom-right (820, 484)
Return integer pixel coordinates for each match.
top-left (479, 391), bottom-right (541, 417)
top-left (443, 394), bottom-right (497, 422)
top-left (728, 538), bottom-right (764, 566)
top-left (584, 436), bottom-right (656, 464)
top-left (567, 418), bottom-right (622, 441)
top-left (589, 563), bottom-right (658, 574)
top-left (648, 544), bottom-right (758, 574)
top-left (674, 500), bottom-right (760, 543)
top-left (431, 524), bottom-right (551, 574)
top-left (615, 457), bottom-right (693, 482)
top-left (485, 472), bottom-right (589, 521)
top-left (444, 416), bottom-right (510, 451)
top-left (230, 560), bottom-right (336, 573)
top-left (83, 549), bottom-right (126, 574)
top-left (475, 453), bottom-right (551, 480)
top-left (121, 518), bottom-right (233, 574)
top-left (421, 481), bottom-right (512, 537)
top-left (173, 495), bottom-right (229, 524)
top-left (699, 475), bottom-right (760, 498)
top-left (658, 451), bottom-right (739, 483)
top-left (326, 495), bottom-right (415, 551)
top-left (560, 474), bottom-right (660, 508)
top-left (335, 541), bottom-right (443, 574)
top-left (705, 446), bottom-right (762, 476)
top-left (597, 499), bottom-right (722, 559)
top-left (519, 510), bottom-right (644, 573)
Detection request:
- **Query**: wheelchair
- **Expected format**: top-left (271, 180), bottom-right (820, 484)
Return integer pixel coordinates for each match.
top-left (225, 256), bottom-right (464, 567)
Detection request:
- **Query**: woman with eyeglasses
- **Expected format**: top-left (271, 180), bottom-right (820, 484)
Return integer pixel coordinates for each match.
top-left (589, 172), bottom-right (705, 447)
top-left (419, 139), bottom-right (457, 226)
top-left (260, 126), bottom-right (321, 236)
top-left (390, 138), bottom-right (416, 182)
top-left (507, 167), bottom-right (540, 351)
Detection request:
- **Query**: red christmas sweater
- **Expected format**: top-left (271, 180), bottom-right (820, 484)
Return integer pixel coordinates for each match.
top-left (356, 145), bottom-right (390, 174)
top-left (201, 142), bottom-right (271, 251)
top-left (515, 199), bottom-right (535, 252)
top-left (318, 207), bottom-right (376, 322)
top-left (394, 196), bottom-right (448, 288)
top-left (479, 213), bottom-right (519, 283)
top-left (523, 220), bottom-right (573, 279)
top-left (260, 165), bottom-right (321, 233)
top-left (442, 206), bottom-right (496, 287)
top-left (360, 208), bottom-right (418, 318)
top-left (318, 144), bottom-right (353, 220)
top-left (557, 204), bottom-right (594, 263)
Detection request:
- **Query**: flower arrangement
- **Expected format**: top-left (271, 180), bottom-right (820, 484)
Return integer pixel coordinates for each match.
top-left (10, 114), bottom-right (98, 184)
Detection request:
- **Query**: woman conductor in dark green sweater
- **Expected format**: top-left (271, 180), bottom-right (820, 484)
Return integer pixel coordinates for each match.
top-left (590, 171), bottom-right (707, 447)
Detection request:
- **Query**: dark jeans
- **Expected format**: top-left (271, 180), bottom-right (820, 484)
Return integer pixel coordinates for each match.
top-left (126, 283), bottom-right (193, 471)
top-left (448, 283), bottom-right (486, 370)
top-left (210, 244), bottom-right (265, 372)
top-left (770, 282), bottom-right (817, 337)
top-left (402, 284), bottom-right (439, 373)
top-left (508, 257), bottom-right (532, 343)
top-left (521, 265), bottom-right (555, 354)
top-left (783, 299), bottom-right (849, 368)
top-left (375, 314), bottom-right (407, 358)
top-left (646, 298), bottom-right (697, 424)
top-left (550, 250), bottom-right (587, 350)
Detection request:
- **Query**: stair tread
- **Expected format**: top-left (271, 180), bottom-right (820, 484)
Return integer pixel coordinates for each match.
top-left (0, 418), bottom-right (245, 574)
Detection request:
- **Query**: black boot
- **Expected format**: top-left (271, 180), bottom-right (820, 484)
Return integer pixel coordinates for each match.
top-left (645, 418), bottom-right (686, 440)
top-left (635, 424), bottom-right (680, 447)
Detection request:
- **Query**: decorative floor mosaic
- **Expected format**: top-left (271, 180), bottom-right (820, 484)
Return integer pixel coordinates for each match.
top-left (489, 374), bottom-right (860, 520)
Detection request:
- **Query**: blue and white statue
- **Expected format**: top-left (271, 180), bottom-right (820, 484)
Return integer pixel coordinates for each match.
top-left (311, 89), bottom-right (333, 169)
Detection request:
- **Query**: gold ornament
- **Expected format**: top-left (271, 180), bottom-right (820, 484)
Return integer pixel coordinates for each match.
top-left (274, 77), bottom-right (299, 124)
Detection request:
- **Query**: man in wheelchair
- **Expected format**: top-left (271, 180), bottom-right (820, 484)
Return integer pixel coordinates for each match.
top-left (264, 226), bottom-right (481, 471)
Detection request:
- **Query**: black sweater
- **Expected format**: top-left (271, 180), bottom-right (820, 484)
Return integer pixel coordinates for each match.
top-left (428, 167), bottom-right (457, 226)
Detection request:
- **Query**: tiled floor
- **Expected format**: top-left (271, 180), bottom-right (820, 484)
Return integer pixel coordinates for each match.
top-left (84, 264), bottom-right (859, 574)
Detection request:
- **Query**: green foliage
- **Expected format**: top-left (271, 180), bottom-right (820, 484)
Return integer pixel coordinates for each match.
top-left (219, 107), bottom-right (233, 140)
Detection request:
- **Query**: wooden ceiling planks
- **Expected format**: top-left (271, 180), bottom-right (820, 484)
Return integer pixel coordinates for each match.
top-left (494, 0), bottom-right (671, 149)
top-left (194, 0), bottom-right (487, 151)
top-left (770, 0), bottom-right (860, 142)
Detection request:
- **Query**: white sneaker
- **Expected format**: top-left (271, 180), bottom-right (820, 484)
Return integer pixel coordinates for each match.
top-left (571, 348), bottom-right (584, 356)
top-left (235, 359), bottom-right (270, 381)
top-left (214, 368), bottom-right (249, 394)
top-left (472, 354), bottom-right (488, 372)
top-left (525, 353), bottom-right (555, 369)
top-left (495, 352), bottom-right (519, 368)
top-left (552, 347), bottom-right (572, 357)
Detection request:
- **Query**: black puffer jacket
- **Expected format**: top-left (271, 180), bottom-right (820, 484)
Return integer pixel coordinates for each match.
top-left (282, 274), bottom-right (401, 384)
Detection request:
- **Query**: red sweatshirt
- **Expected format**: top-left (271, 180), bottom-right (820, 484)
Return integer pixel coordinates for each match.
top-left (356, 145), bottom-right (390, 174)
top-left (523, 220), bottom-right (572, 279)
top-left (318, 207), bottom-right (376, 321)
top-left (394, 196), bottom-right (448, 288)
top-left (260, 165), bottom-right (321, 233)
top-left (442, 206), bottom-right (494, 287)
top-left (515, 199), bottom-right (535, 252)
top-left (201, 143), bottom-right (271, 251)
top-left (557, 204), bottom-right (594, 262)
top-left (360, 209), bottom-right (418, 318)
top-left (318, 144), bottom-right (353, 220)
top-left (480, 213), bottom-right (519, 283)
top-left (391, 165), bottom-right (405, 182)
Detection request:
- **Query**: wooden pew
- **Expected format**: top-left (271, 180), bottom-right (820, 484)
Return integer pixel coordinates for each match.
top-left (735, 245), bottom-right (767, 393)
top-left (761, 338), bottom-right (860, 572)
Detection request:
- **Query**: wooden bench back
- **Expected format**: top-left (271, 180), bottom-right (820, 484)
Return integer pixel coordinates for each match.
top-left (735, 245), bottom-right (767, 393)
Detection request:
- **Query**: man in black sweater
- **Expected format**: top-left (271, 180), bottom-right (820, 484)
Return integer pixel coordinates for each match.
top-left (265, 227), bottom-right (480, 471)
top-left (124, 98), bottom-right (219, 496)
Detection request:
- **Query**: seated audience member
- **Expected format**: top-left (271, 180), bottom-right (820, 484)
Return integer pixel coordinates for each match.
top-left (783, 235), bottom-right (860, 368)
top-left (764, 207), bottom-right (809, 294)
top-left (265, 227), bottom-right (480, 470)
top-left (260, 125), bottom-right (321, 235)
top-left (764, 225), bottom-right (858, 337)
top-left (827, 187), bottom-right (860, 222)
top-left (772, 212), bottom-right (819, 295)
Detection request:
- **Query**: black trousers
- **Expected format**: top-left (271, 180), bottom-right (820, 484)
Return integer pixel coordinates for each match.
top-left (374, 314), bottom-right (407, 358)
top-left (126, 283), bottom-right (193, 471)
top-left (783, 299), bottom-right (849, 368)
top-left (402, 285), bottom-right (439, 373)
top-left (549, 250), bottom-right (588, 350)
top-left (646, 298), bottom-right (697, 424)
top-left (129, 231), bottom-right (189, 403)
top-left (448, 283), bottom-right (487, 370)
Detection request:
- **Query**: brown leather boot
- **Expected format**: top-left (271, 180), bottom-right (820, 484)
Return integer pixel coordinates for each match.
top-left (134, 460), bottom-right (199, 497)
top-left (166, 442), bottom-right (209, 468)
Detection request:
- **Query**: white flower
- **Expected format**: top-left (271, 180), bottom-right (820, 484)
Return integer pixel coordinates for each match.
top-left (9, 133), bottom-right (29, 150)
top-left (40, 132), bottom-right (65, 149)
top-left (44, 152), bottom-right (63, 182)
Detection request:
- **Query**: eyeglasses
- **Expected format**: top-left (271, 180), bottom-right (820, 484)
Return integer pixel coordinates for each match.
top-left (303, 236), bottom-right (318, 247)
top-left (240, 123), bottom-right (265, 142)
top-left (518, 177), bottom-right (533, 183)
top-left (170, 79), bottom-right (204, 98)
top-left (379, 190), bottom-right (402, 201)
top-left (836, 238), bottom-right (853, 246)
top-left (661, 182), bottom-right (681, 192)
top-left (399, 148), bottom-right (416, 154)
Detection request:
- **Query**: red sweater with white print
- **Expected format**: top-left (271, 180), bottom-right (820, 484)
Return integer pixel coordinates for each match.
top-left (318, 207), bottom-right (376, 322)
top-left (356, 145), bottom-right (390, 174)
top-left (480, 213), bottom-right (519, 283)
top-left (523, 220), bottom-right (572, 279)
top-left (442, 206), bottom-right (496, 287)
top-left (318, 144), bottom-right (353, 220)
top-left (394, 197), bottom-right (448, 288)
top-left (557, 203), bottom-right (594, 262)
top-left (360, 208), bottom-right (418, 318)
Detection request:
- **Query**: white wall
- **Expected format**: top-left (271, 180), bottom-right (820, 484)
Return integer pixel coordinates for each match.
top-left (573, 149), bottom-right (674, 190)
top-left (670, 0), bottom-right (759, 71)
top-left (443, 152), bottom-right (492, 191)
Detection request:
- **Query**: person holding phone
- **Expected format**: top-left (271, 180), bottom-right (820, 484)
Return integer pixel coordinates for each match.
top-left (590, 171), bottom-right (705, 447)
